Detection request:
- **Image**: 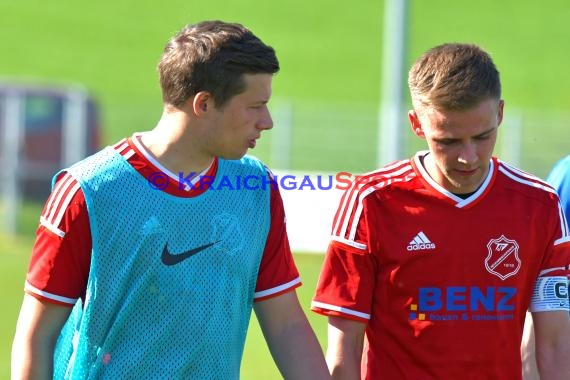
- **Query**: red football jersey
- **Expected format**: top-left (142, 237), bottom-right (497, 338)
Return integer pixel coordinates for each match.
top-left (312, 152), bottom-right (570, 380)
top-left (26, 134), bottom-right (300, 306)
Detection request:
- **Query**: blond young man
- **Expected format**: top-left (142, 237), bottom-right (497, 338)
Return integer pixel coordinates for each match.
top-left (312, 43), bottom-right (570, 380)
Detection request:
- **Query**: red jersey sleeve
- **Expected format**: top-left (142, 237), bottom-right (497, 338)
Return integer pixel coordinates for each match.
top-left (311, 184), bottom-right (376, 323)
top-left (25, 172), bottom-right (92, 306)
top-left (541, 197), bottom-right (570, 276)
top-left (529, 195), bottom-right (570, 312)
top-left (253, 176), bottom-right (301, 302)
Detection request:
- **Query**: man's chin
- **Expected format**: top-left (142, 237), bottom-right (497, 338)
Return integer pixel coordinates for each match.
top-left (219, 151), bottom-right (248, 161)
top-left (453, 181), bottom-right (483, 195)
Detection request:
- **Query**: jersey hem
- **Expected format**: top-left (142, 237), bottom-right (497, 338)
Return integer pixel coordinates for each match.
top-left (311, 300), bottom-right (371, 321)
top-left (24, 289), bottom-right (76, 307)
top-left (254, 281), bottom-right (302, 302)
top-left (329, 237), bottom-right (367, 253)
top-left (311, 306), bottom-right (369, 323)
top-left (254, 277), bottom-right (302, 301)
top-left (24, 281), bottom-right (78, 306)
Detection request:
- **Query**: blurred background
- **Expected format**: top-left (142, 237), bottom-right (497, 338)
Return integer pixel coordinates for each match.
top-left (1, 0), bottom-right (569, 377)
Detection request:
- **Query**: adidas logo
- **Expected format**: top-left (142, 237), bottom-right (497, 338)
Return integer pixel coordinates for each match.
top-left (406, 231), bottom-right (436, 251)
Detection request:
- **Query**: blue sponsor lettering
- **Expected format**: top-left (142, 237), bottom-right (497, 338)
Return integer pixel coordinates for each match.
top-left (470, 287), bottom-right (495, 311)
top-left (448, 287), bottom-right (467, 311)
top-left (419, 286), bottom-right (517, 312)
top-left (419, 288), bottom-right (442, 311)
top-left (496, 287), bottom-right (516, 311)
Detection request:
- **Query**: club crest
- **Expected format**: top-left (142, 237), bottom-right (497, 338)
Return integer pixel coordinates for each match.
top-left (210, 212), bottom-right (244, 256)
top-left (484, 235), bottom-right (521, 280)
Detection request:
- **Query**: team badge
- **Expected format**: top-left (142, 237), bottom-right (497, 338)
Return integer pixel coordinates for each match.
top-left (210, 212), bottom-right (244, 256)
top-left (485, 235), bottom-right (521, 280)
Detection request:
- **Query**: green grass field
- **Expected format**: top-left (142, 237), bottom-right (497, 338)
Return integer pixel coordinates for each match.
top-left (1, 0), bottom-right (569, 378)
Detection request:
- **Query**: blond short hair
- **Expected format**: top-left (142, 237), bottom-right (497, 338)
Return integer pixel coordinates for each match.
top-left (408, 43), bottom-right (501, 112)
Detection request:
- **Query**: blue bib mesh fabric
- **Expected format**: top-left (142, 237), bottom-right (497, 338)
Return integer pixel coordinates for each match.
top-left (53, 147), bottom-right (271, 379)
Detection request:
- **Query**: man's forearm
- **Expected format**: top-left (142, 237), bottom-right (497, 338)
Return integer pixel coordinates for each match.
top-left (536, 340), bottom-right (570, 380)
top-left (255, 292), bottom-right (330, 379)
top-left (326, 316), bottom-right (365, 380)
top-left (12, 295), bottom-right (70, 380)
top-left (326, 346), bottom-right (362, 380)
top-left (265, 317), bottom-right (330, 380)
top-left (11, 331), bottom-right (56, 380)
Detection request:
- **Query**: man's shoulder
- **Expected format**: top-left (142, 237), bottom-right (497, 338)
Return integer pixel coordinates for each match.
top-left (65, 146), bottom-right (131, 185)
top-left (72, 136), bottom-right (131, 168)
top-left (496, 159), bottom-right (559, 205)
top-left (70, 146), bottom-right (119, 168)
top-left (347, 158), bottom-right (417, 195)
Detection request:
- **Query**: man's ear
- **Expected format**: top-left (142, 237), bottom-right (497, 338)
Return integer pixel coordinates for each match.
top-left (408, 110), bottom-right (425, 138)
top-left (191, 91), bottom-right (212, 115)
top-left (497, 99), bottom-right (504, 127)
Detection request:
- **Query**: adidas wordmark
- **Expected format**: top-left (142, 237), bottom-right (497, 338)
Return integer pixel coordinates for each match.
top-left (407, 231), bottom-right (436, 251)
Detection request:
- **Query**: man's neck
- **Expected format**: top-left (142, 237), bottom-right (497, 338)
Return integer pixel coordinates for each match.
top-left (139, 114), bottom-right (214, 176)
top-left (419, 152), bottom-right (486, 197)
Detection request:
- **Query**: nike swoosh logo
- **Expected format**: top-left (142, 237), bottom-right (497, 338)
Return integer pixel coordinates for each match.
top-left (161, 241), bottom-right (220, 266)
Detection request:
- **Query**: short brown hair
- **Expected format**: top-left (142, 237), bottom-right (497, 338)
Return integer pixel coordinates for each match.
top-left (408, 43), bottom-right (501, 111)
top-left (158, 20), bottom-right (279, 108)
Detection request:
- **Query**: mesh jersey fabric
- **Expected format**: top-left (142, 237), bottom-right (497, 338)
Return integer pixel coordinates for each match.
top-left (53, 147), bottom-right (271, 379)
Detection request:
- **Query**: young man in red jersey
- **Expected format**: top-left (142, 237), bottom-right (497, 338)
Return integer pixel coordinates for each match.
top-left (11, 20), bottom-right (329, 380)
top-left (312, 43), bottom-right (570, 380)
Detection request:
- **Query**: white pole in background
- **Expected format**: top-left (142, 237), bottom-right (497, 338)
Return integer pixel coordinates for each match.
top-left (2, 90), bottom-right (23, 234)
top-left (378, 0), bottom-right (408, 167)
top-left (62, 88), bottom-right (88, 167)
